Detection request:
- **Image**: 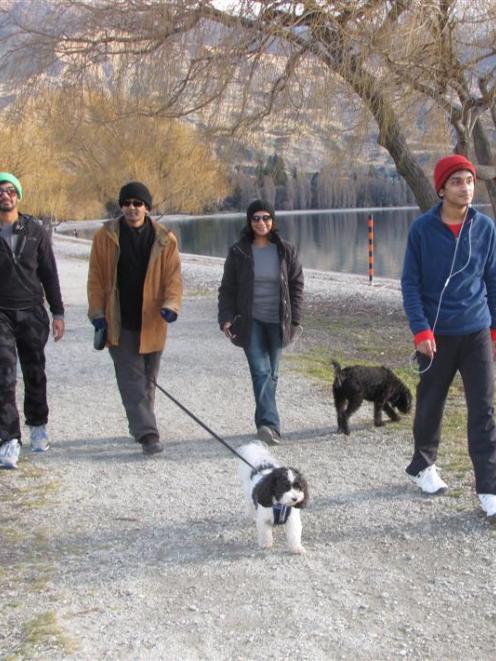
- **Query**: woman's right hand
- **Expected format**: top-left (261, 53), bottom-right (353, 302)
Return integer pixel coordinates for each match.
top-left (222, 321), bottom-right (235, 338)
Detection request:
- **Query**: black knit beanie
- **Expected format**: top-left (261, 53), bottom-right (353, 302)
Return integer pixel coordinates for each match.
top-left (246, 199), bottom-right (276, 223)
top-left (119, 182), bottom-right (153, 210)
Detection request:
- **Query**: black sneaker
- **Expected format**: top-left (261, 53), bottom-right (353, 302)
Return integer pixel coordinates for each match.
top-left (139, 434), bottom-right (164, 455)
top-left (257, 426), bottom-right (281, 446)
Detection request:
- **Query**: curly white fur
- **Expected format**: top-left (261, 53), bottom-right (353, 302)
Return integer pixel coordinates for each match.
top-left (238, 442), bottom-right (308, 555)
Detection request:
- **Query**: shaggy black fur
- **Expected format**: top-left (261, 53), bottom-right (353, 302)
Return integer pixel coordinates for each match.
top-left (252, 466), bottom-right (309, 509)
top-left (332, 360), bottom-right (412, 435)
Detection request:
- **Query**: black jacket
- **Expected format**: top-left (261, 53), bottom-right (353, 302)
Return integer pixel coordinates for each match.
top-left (0, 213), bottom-right (64, 315)
top-left (218, 229), bottom-right (304, 348)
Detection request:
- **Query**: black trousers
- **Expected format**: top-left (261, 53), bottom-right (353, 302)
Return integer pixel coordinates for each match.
top-left (0, 306), bottom-right (50, 443)
top-left (406, 330), bottom-right (496, 494)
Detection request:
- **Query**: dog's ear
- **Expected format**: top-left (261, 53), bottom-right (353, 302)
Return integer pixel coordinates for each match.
top-left (253, 473), bottom-right (277, 508)
top-left (331, 360), bottom-right (343, 387)
top-left (395, 386), bottom-right (412, 413)
top-left (291, 470), bottom-right (309, 509)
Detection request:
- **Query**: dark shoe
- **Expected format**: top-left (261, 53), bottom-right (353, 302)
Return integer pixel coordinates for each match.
top-left (139, 434), bottom-right (164, 455)
top-left (257, 426), bottom-right (281, 446)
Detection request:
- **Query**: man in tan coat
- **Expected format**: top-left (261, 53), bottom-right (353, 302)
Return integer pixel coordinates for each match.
top-left (87, 182), bottom-right (182, 455)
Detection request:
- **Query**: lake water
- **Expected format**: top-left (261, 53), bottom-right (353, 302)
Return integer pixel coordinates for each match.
top-left (69, 207), bottom-right (420, 279)
top-left (168, 207), bottom-right (419, 279)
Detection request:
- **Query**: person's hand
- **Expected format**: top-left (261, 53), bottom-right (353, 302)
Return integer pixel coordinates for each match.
top-left (91, 317), bottom-right (107, 331)
top-left (290, 323), bottom-right (303, 342)
top-left (160, 308), bottom-right (178, 323)
top-left (222, 321), bottom-right (236, 338)
top-left (52, 318), bottom-right (65, 342)
top-left (417, 338), bottom-right (436, 359)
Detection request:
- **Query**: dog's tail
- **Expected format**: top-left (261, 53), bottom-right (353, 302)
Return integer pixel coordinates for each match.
top-left (237, 441), bottom-right (275, 491)
top-left (238, 441), bottom-right (273, 469)
top-left (331, 360), bottom-right (343, 386)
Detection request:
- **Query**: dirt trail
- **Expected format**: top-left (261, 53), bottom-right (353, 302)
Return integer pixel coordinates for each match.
top-left (1, 236), bottom-right (495, 660)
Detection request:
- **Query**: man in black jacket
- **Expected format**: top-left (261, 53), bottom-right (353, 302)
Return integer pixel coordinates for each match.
top-left (0, 172), bottom-right (64, 469)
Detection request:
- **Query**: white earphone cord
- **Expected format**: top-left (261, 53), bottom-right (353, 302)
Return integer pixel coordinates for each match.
top-left (409, 208), bottom-right (473, 375)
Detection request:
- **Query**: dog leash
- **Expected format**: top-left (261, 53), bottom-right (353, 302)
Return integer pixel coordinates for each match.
top-left (152, 379), bottom-right (259, 473)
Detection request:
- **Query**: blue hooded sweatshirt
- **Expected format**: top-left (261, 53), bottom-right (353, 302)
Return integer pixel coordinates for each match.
top-left (401, 203), bottom-right (496, 336)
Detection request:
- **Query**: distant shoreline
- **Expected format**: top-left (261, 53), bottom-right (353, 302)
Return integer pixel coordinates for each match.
top-left (54, 201), bottom-right (496, 232)
top-left (54, 204), bottom-right (424, 233)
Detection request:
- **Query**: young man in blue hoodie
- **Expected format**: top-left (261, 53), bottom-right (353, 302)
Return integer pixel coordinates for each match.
top-left (401, 154), bottom-right (496, 517)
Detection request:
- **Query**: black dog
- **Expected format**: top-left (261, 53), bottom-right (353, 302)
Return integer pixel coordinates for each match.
top-left (332, 360), bottom-right (412, 435)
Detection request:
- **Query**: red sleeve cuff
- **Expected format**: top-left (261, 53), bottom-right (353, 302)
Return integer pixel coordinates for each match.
top-left (414, 329), bottom-right (434, 346)
top-left (415, 330), bottom-right (495, 342)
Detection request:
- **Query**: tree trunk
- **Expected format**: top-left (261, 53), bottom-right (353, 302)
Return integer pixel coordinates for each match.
top-left (376, 115), bottom-right (437, 212)
top-left (344, 59), bottom-right (438, 212)
top-left (472, 119), bottom-right (496, 217)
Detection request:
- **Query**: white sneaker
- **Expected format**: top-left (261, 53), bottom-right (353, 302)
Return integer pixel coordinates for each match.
top-left (0, 439), bottom-right (21, 469)
top-left (30, 425), bottom-right (50, 452)
top-left (408, 464), bottom-right (448, 494)
top-left (478, 494), bottom-right (496, 517)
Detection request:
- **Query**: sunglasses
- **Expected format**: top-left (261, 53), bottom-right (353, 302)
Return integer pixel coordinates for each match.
top-left (251, 214), bottom-right (272, 223)
top-left (122, 199), bottom-right (145, 208)
top-left (0, 187), bottom-right (17, 197)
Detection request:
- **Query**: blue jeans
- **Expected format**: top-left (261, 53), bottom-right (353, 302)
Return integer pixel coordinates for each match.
top-left (244, 319), bottom-right (282, 434)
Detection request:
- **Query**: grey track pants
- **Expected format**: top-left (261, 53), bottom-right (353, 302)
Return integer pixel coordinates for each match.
top-left (108, 329), bottom-right (162, 442)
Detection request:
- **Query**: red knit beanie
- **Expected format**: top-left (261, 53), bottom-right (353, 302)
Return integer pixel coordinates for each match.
top-left (433, 155), bottom-right (476, 194)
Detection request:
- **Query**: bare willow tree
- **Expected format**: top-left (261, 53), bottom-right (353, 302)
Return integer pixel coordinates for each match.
top-left (0, 0), bottom-right (494, 212)
top-left (0, 110), bottom-right (74, 219)
top-left (44, 88), bottom-right (229, 216)
top-left (367, 0), bottom-right (496, 210)
top-left (0, 87), bottom-right (228, 218)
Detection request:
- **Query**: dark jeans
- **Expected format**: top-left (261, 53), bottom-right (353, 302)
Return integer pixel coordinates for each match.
top-left (406, 330), bottom-right (496, 494)
top-left (109, 329), bottom-right (162, 442)
top-left (0, 306), bottom-right (50, 443)
top-left (243, 319), bottom-right (282, 434)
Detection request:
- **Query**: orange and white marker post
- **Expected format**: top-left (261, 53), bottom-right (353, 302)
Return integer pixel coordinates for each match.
top-left (368, 214), bottom-right (374, 285)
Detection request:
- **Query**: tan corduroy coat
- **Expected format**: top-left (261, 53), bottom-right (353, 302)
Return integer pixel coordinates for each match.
top-left (87, 218), bottom-right (182, 353)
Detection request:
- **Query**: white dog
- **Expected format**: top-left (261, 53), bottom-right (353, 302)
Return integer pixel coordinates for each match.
top-left (238, 442), bottom-right (309, 554)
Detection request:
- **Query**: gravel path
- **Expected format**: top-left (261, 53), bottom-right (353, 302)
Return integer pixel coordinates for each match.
top-left (1, 235), bottom-right (496, 660)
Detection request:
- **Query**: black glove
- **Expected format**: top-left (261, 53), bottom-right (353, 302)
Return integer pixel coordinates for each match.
top-left (160, 308), bottom-right (178, 323)
top-left (92, 317), bottom-right (107, 331)
top-left (92, 318), bottom-right (107, 350)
